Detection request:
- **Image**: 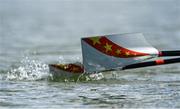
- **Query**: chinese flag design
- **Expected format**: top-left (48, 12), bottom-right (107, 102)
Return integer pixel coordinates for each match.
top-left (83, 36), bottom-right (149, 58)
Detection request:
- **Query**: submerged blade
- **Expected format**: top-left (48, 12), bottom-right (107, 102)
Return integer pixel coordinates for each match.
top-left (81, 33), bottom-right (159, 73)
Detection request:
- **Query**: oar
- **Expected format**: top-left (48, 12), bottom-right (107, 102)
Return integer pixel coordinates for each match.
top-left (122, 57), bottom-right (180, 70)
top-left (159, 50), bottom-right (180, 57)
top-left (81, 33), bottom-right (180, 73)
top-left (120, 50), bottom-right (180, 70)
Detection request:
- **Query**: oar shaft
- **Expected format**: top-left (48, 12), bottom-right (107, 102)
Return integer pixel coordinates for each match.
top-left (122, 57), bottom-right (180, 70)
top-left (159, 51), bottom-right (180, 57)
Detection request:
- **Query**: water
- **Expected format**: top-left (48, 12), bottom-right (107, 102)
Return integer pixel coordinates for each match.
top-left (0, 0), bottom-right (180, 108)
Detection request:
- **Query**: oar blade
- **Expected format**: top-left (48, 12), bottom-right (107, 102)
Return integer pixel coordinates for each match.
top-left (81, 33), bottom-right (159, 73)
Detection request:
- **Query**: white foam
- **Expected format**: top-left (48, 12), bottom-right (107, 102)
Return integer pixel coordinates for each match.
top-left (58, 55), bottom-right (82, 64)
top-left (6, 57), bottom-right (50, 81)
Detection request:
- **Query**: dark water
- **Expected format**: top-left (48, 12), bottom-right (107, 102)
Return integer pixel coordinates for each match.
top-left (1, 0), bottom-right (180, 108)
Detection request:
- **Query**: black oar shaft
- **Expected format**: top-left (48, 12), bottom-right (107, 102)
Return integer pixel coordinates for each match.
top-left (159, 51), bottom-right (180, 57)
top-left (122, 57), bottom-right (180, 70)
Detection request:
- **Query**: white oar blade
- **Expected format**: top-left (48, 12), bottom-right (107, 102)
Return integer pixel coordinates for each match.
top-left (81, 33), bottom-right (159, 73)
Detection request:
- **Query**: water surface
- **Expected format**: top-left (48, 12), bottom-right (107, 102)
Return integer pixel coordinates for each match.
top-left (0, 0), bottom-right (180, 108)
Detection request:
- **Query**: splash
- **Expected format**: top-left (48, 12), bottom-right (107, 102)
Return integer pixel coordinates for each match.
top-left (5, 55), bottom-right (105, 82)
top-left (86, 73), bottom-right (104, 81)
top-left (6, 57), bottom-right (50, 81)
top-left (58, 55), bottom-right (82, 64)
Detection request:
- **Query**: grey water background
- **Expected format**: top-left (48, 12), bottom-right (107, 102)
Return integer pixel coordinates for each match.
top-left (1, 0), bottom-right (180, 108)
